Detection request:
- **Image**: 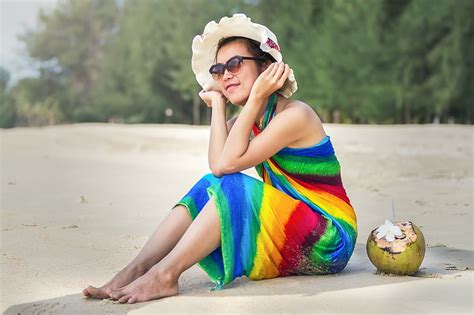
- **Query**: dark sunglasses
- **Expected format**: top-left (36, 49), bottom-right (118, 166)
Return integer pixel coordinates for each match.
top-left (209, 55), bottom-right (267, 81)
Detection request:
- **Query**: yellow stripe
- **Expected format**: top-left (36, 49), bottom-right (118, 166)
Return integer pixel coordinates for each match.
top-left (249, 185), bottom-right (298, 279)
top-left (292, 179), bottom-right (357, 229)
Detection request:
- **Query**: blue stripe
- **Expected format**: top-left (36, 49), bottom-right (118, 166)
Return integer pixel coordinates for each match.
top-left (278, 136), bottom-right (334, 157)
top-left (220, 173), bottom-right (245, 278)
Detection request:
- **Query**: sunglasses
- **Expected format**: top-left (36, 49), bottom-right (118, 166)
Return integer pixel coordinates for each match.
top-left (209, 55), bottom-right (267, 81)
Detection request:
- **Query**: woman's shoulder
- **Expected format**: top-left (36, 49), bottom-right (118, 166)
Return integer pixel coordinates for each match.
top-left (278, 97), bottom-right (322, 125)
top-left (276, 97), bottom-right (327, 148)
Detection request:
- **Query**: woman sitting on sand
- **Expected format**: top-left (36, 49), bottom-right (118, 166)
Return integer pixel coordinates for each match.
top-left (83, 13), bottom-right (357, 304)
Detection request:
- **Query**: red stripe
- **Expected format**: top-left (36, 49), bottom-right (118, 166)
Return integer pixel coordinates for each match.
top-left (278, 202), bottom-right (328, 276)
top-left (267, 160), bottom-right (352, 207)
top-left (316, 183), bottom-right (351, 205)
top-left (295, 177), bottom-right (352, 205)
top-left (252, 124), bottom-right (260, 135)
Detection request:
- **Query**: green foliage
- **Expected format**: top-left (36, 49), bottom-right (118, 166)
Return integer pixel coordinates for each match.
top-left (19, 0), bottom-right (119, 121)
top-left (9, 0), bottom-right (473, 127)
top-left (0, 93), bottom-right (17, 129)
top-left (0, 67), bottom-right (10, 92)
top-left (9, 77), bottom-right (65, 126)
top-left (374, 0), bottom-right (473, 123)
top-left (0, 67), bottom-right (17, 128)
top-left (93, 0), bottom-right (240, 124)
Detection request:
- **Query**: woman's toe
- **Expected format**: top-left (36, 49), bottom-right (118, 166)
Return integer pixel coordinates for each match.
top-left (87, 286), bottom-right (110, 299)
top-left (110, 291), bottom-right (126, 300)
top-left (119, 295), bottom-right (131, 304)
top-left (86, 286), bottom-right (98, 296)
top-left (82, 288), bottom-right (91, 297)
top-left (127, 296), bottom-right (138, 304)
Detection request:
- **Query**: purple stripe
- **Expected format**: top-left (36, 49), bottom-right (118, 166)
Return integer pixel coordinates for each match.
top-left (289, 173), bottom-right (342, 185)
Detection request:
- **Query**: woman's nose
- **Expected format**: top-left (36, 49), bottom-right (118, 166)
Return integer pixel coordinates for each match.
top-left (222, 69), bottom-right (234, 80)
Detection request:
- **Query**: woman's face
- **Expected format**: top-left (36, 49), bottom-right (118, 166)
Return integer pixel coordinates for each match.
top-left (215, 41), bottom-right (262, 106)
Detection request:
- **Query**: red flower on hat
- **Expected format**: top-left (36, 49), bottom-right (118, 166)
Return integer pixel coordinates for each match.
top-left (265, 38), bottom-right (280, 51)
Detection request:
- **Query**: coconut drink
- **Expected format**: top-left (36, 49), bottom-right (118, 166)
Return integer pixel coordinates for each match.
top-left (366, 219), bottom-right (426, 275)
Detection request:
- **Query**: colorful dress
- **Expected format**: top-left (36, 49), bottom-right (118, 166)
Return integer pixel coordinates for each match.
top-left (174, 93), bottom-right (357, 290)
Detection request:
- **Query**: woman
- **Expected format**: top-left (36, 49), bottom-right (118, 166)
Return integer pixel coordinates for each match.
top-left (82, 13), bottom-right (357, 304)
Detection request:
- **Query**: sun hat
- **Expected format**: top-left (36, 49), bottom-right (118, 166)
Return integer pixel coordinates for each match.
top-left (191, 13), bottom-right (298, 98)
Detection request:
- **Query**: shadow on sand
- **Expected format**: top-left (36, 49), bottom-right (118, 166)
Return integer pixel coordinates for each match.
top-left (4, 243), bottom-right (473, 314)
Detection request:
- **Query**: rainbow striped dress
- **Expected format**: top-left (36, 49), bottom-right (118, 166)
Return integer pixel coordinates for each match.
top-left (175, 93), bottom-right (357, 290)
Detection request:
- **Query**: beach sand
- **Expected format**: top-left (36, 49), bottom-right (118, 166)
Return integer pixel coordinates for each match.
top-left (1, 123), bottom-right (472, 314)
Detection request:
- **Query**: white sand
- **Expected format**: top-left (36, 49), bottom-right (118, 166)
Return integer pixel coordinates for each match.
top-left (1, 123), bottom-right (472, 314)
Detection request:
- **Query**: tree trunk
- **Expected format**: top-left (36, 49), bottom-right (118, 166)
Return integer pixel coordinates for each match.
top-left (332, 109), bottom-right (341, 123)
top-left (206, 107), bottom-right (212, 125)
top-left (404, 103), bottom-right (411, 124)
top-left (192, 92), bottom-right (200, 125)
top-left (424, 107), bottom-right (431, 124)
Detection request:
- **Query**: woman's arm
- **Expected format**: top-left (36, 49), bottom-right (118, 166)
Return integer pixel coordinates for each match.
top-left (218, 62), bottom-right (294, 174)
top-left (218, 101), bottom-right (310, 174)
top-left (209, 113), bottom-right (239, 176)
top-left (218, 94), bottom-right (265, 169)
top-left (199, 88), bottom-right (240, 177)
top-left (207, 101), bottom-right (227, 176)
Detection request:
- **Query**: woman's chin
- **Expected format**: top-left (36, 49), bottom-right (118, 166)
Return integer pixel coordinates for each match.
top-left (227, 91), bottom-right (248, 106)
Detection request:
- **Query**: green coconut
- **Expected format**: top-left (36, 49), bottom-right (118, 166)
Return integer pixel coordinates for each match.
top-left (366, 221), bottom-right (426, 275)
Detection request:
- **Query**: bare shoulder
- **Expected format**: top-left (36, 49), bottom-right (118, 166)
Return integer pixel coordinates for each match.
top-left (280, 99), bottom-right (323, 125)
top-left (278, 99), bottom-right (326, 148)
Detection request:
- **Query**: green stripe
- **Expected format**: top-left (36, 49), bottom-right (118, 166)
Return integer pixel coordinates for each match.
top-left (174, 198), bottom-right (224, 284)
top-left (207, 182), bottom-right (235, 287)
top-left (273, 154), bottom-right (335, 165)
top-left (174, 196), bottom-right (197, 218)
top-left (309, 219), bottom-right (340, 269)
top-left (244, 180), bottom-right (264, 275)
top-left (272, 155), bottom-right (341, 176)
top-left (261, 93), bottom-right (277, 129)
top-left (255, 163), bottom-right (264, 178)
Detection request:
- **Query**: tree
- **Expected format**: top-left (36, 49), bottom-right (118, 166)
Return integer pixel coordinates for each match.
top-left (381, 0), bottom-right (473, 123)
top-left (94, 0), bottom-right (241, 124)
top-left (13, 0), bottom-right (473, 125)
top-left (20, 0), bottom-right (119, 121)
top-left (0, 67), bottom-right (17, 128)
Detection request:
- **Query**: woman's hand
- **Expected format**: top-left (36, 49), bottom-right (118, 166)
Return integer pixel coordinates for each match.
top-left (249, 62), bottom-right (291, 100)
top-left (199, 87), bottom-right (227, 109)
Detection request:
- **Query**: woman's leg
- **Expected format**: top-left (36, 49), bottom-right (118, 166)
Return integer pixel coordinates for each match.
top-left (83, 204), bottom-right (193, 299)
top-left (109, 196), bottom-right (221, 304)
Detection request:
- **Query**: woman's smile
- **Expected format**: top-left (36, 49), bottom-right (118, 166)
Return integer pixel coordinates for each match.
top-left (225, 83), bottom-right (240, 92)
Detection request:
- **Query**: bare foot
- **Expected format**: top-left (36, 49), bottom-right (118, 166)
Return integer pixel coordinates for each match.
top-left (83, 264), bottom-right (147, 299)
top-left (108, 266), bottom-right (179, 304)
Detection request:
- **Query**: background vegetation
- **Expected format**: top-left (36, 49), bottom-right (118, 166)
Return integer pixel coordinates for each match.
top-left (1, 0), bottom-right (472, 128)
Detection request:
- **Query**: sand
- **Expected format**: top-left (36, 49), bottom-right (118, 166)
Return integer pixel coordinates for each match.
top-left (1, 123), bottom-right (472, 314)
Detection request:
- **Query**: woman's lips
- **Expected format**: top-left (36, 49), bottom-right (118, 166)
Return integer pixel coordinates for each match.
top-left (226, 84), bottom-right (240, 92)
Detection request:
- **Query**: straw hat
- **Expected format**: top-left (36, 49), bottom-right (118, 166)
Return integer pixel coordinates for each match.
top-left (191, 13), bottom-right (297, 98)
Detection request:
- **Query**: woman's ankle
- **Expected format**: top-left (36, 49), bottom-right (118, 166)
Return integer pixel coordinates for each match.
top-left (143, 261), bottom-right (180, 286)
top-left (125, 261), bottom-right (148, 276)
